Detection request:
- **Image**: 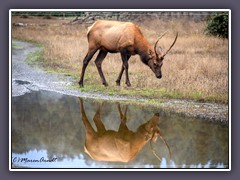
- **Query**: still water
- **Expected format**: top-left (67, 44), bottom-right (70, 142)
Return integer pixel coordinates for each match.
top-left (11, 90), bottom-right (229, 169)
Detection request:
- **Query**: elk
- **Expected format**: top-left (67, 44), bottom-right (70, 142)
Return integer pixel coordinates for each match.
top-left (79, 20), bottom-right (178, 87)
top-left (79, 98), bottom-right (171, 162)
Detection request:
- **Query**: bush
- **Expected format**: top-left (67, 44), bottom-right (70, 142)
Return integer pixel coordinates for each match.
top-left (205, 12), bottom-right (229, 39)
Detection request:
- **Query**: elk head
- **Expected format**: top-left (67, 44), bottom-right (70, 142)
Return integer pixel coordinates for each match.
top-left (148, 31), bottom-right (178, 79)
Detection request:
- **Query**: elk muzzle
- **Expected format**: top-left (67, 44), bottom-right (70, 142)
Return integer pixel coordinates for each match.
top-left (154, 66), bottom-right (162, 79)
top-left (156, 73), bottom-right (162, 79)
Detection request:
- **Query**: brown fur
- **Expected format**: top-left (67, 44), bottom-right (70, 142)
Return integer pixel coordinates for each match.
top-left (87, 20), bottom-right (151, 54)
top-left (79, 20), bottom-right (178, 87)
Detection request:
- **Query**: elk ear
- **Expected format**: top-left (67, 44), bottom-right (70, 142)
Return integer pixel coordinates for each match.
top-left (148, 49), bottom-right (153, 58)
top-left (158, 47), bottom-right (163, 54)
top-left (155, 47), bottom-right (163, 57)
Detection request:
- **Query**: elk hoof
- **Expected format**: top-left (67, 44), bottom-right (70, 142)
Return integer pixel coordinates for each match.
top-left (116, 80), bottom-right (120, 86)
top-left (126, 82), bottom-right (131, 87)
top-left (79, 81), bottom-right (84, 88)
top-left (103, 82), bottom-right (108, 87)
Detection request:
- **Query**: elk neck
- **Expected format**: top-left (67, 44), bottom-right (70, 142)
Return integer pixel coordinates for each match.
top-left (135, 37), bottom-right (155, 66)
top-left (138, 48), bottom-right (155, 66)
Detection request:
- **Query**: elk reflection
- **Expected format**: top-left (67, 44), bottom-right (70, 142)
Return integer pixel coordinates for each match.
top-left (79, 98), bottom-right (170, 162)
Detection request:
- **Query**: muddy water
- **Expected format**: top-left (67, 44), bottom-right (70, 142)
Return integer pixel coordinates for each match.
top-left (11, 90), bottom-right (229, 169)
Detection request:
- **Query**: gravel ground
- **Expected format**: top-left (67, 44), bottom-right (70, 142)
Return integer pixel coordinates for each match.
top-left (11, 40), bottom-right (229, 123)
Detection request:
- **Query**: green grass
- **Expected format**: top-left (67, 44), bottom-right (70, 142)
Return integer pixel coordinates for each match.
top-left (12, 42), bottom-right (24, 49)
top-left (69, 82), bottom-right (227, 104)
top-left (25, 49), bottom-right (43, 66)
top-left (44, 69), bottom-right (79, 78)
top-left (12, 39), bottom-right (44, 67)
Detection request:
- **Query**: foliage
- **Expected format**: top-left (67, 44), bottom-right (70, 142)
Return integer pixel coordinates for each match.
top-left (205, 12), bottom-right (229, 38)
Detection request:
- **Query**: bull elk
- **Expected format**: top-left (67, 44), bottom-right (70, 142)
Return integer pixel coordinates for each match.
top-left (79, 20), bottom-right (178, 87)
top-left (79, 98), bottom-right (171, 162)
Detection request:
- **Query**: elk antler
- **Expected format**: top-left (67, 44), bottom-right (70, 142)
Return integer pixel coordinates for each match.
top-left (150, 131), bottom-right (172, 161)
top-left (154, 31), bottom-right (168, 56)
top-left (161, 32), bottom-right (178, 58)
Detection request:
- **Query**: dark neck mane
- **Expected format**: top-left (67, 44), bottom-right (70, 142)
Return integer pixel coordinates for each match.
top-left (139, 51), bottom-right (151, 65)
top-left (134, 34), bottom-right (153, 66)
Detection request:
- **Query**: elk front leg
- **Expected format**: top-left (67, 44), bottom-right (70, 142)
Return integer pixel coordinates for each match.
top-left (119, 52), bottom-right (131, 87)
top-left (95, 50), bottom-right (108, 86)
top-left (116, 65), bottom-right (124, 86)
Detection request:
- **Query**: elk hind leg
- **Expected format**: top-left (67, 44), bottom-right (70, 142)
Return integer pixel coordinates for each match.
top-left (79, 98), bottom-right (96, 135)
top-left (95, 50), bottom-right (108, 86)
top-left (79, 48), bottom-right (98, 87)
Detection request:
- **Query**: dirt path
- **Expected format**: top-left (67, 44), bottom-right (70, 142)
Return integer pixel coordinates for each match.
top-left (12, 40), bottom-right (132, 100)
top-left (11, 40), bottom-right (229, 123)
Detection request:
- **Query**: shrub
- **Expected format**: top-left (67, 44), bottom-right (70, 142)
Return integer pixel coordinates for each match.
top-left (205, 12), bottom-right (229, 39)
